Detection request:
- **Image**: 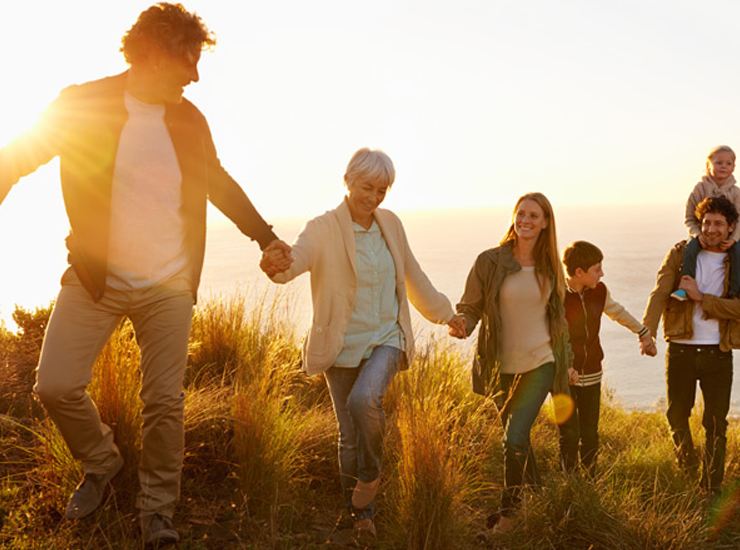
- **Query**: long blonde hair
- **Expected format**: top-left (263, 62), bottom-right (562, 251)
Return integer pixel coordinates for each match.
top-left (500, 192), bottom-right (565, 301)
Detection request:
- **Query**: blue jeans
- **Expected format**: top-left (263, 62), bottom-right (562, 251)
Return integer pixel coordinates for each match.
top-left (666, 343), bottom-right (733, 493)
top-left (324, 345), bottom-right (403, 520)
top-left (559, 383), bottom-right (601, 473)
top-left (682, 237), bottom-right (740, 297)
top-left (499, 362), bottom-right (555, 516)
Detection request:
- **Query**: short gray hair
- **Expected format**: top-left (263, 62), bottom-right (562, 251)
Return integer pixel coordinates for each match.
top-left (344, 148), bottom-right (395, 189)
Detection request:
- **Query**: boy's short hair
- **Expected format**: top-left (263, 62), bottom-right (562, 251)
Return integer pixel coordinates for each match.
top-left (562, 241), bottom-right (604, 277)
top-left (695, 196), bottom-right (739, 228)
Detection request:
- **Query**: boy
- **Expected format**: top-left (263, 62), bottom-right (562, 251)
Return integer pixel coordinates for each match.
top-left (560, 241), bottom-right (657, 473)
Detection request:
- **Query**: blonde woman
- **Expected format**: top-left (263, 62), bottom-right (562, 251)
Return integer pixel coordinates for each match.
top-left (261, 148), bottom-right (465, 540)
top-left (451, 192), bottom-right (572, 532)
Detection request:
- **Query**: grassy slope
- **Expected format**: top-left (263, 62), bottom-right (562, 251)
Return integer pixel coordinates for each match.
top-left (0, 295), bottom-right (739, 550)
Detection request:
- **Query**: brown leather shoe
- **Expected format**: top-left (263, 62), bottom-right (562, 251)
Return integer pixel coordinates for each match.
top-left (351, 478), bottom-right (380, 509)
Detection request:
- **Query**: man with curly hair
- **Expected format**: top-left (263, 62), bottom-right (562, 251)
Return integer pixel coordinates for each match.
top-left (643, 196), bottom-right (740, 503)
top-left (0, 3), bottom-right (291, 545)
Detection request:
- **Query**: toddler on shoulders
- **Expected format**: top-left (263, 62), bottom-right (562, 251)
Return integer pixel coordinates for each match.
top-left (672, 145), bottom-right (740, 300)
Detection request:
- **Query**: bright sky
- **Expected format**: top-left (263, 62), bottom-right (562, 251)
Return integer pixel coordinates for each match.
top-left (0, 0), bottom-right (735, 320)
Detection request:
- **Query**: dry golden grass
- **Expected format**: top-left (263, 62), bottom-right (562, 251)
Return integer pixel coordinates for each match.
top-left (0, 294), bottom-right (739, 549)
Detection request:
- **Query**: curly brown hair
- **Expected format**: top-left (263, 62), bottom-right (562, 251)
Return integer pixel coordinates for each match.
top-left (695, 196), bottom-right (739, 227)
top-left (121, 3), bottom-right (216, 64)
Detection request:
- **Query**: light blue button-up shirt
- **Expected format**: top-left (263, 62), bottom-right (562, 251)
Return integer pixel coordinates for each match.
top-left (334, 220), bottom-right (405, 367)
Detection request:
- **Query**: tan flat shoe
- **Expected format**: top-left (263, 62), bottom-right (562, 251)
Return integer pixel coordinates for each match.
top-left (352, 478), bottom-right (380, 509)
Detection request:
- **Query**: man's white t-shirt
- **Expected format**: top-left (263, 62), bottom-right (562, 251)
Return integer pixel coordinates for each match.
top-left (106, 92), bottom-right (188, 289)
top-left (674, 250), bottom-right (725, 345)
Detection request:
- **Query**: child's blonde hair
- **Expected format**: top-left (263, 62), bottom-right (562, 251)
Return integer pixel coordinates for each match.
top-left (706, 145), bottom-right (736, 174)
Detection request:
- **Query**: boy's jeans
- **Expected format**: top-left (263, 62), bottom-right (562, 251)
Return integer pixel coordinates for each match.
top-left (324, 345), bottom-right (403, 520)
top-left (499, 362), bottom-right (555, 516)
top-left (559, 382), bottom-right (601, 473)
top-left (682, 237), bottom-right (740, 297)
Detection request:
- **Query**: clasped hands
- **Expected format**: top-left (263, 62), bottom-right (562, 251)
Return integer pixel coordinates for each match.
top-left (447, 314), bottom-right (467, 339)
top-left (639, 332), bottom-right (658, 357)
top-left (260, 239), bottom-right (293, 277)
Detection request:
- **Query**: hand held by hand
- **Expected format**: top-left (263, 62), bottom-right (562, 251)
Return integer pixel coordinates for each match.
top-left (261, 240), bottom-right (294, 276)
top-left (447, 315), bottom-right (467, 339)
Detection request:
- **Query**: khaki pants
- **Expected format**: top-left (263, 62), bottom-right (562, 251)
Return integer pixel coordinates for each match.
top-left (34, 268), bottom-right (194, 516)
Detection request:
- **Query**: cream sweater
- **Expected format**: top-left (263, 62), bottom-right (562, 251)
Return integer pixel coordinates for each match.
top-left (271, 198), bottom-right (454, 375)
top-left (498, 266), bottom-right (554, 374)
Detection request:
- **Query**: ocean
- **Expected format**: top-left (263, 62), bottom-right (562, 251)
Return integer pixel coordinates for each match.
top-left (3, 203), bottom-right (737, 411)
top-left (197, 203), bottom-right (737, 412)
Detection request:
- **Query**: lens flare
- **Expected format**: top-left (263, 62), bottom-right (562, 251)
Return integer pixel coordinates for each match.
top-left (551, 393), bottom-right (575, 425)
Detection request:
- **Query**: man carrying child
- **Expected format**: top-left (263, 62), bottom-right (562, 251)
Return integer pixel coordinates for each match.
top-left (643, 196), bottom-right (740, 498)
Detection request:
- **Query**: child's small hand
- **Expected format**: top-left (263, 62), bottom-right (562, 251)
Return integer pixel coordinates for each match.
top-left (698, 235), bottom-right (708, 249)
top-left (720, 238), bottom-right (737, 251)
top-left (568, 367), bottom-right (579, 385)
top-left (644, 340), bottom-right (658, 357)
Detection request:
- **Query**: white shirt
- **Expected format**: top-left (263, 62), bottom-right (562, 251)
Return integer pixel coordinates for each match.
top-left (674, 250), bottom-right (725, 345)
top-left (106, 92), bottom-right (188, 289)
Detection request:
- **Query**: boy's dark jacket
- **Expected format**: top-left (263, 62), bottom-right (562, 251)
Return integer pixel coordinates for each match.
top-left (564, 282), bottom-right (608, 376)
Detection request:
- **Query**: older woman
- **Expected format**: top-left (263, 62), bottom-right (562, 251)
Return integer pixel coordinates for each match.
top-left (261, 148), bottom-right (464, 540)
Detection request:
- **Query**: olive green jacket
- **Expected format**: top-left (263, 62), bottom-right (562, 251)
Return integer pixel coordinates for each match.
top-left (456, 241), bottom-right (573, 400)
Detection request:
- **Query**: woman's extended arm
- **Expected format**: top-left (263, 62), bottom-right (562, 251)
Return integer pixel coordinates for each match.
top-left (262, 217), bottom-right (320, 284)
top-left (456, 253), bottom-right (488, 337)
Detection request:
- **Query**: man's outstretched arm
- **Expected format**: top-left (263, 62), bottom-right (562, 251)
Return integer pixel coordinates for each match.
top-left (0, 94), bottom-right (66, 209)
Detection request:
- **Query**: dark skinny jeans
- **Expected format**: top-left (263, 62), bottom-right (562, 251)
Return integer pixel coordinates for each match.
top-left (665, 342), bottom-right (732, 493)
top-left (559, 382), bottom-right (601, 474)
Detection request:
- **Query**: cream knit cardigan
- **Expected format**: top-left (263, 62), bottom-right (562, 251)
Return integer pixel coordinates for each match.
top-left (271, 198), bottom-right (455, 376)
